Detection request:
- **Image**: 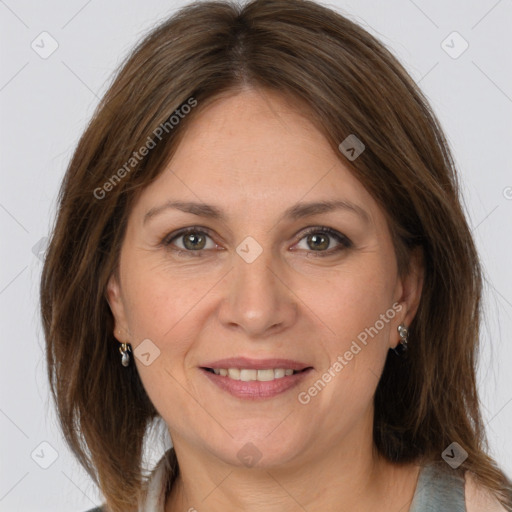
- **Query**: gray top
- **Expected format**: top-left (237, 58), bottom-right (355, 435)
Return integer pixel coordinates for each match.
top-left (85, 460), bottom-right (467, 512)
top-left (409, 463), bottom-right (466, 512)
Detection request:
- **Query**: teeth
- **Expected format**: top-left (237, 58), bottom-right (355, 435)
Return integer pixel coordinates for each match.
top-left (240, 369), bottom-right (257, 381)
top-left (255, 369), bottom-right (275, 381)
top-left (210, 368), bottom-right (301, 381)
top-left (228, 368), bottom-right (240, 380)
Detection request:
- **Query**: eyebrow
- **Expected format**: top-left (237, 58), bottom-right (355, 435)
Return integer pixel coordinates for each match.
top-left (143, 199), bottom-right (370, 225)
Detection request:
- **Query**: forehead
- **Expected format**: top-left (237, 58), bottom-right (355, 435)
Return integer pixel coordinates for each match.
top-left (132, 87), bottom-right (380, 226)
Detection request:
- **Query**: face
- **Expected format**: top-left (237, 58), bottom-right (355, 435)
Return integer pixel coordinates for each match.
top-left (107, 87), bottom-right (423, 470)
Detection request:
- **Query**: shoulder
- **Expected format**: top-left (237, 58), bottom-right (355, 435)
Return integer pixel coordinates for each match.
top-left (465, 471), bottom-right (508, 512)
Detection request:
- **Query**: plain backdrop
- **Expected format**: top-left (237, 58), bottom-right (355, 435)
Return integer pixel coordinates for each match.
top-left (1, 0), bottom-right (511, 510)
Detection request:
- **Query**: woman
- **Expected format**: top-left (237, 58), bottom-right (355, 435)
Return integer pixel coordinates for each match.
top-left (40, 0), bottom-right (512, 511)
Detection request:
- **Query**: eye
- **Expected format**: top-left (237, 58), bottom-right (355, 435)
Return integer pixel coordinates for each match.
top-left (162, 225), bottom-right (352, 258)
top-left (163, 227), bottom-right (217, 256)
top-left (293, 226), bottom-right (352, 257)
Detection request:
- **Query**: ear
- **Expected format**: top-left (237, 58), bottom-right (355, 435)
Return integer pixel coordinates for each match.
top-left (106, 272), bottom-right (130, 344)
top-left (392, 246), bottom-right (424, 347)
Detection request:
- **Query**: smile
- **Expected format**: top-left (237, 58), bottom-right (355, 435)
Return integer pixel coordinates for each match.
top-left (200, 366), bottom-right (313, 399)
top-left (204, 368), bottom-right (304, 381)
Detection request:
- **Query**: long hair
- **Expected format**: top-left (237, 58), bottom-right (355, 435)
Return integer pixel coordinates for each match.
top-left (40, 0), bottom-right (512, 510)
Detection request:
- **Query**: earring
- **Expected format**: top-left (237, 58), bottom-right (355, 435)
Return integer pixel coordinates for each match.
top-left (119, 343), bottom-right (132, 367)
top-left (393, 323), bottom-right (409, 356)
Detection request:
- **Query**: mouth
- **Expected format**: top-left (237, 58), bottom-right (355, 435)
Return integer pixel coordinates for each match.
top-left (201, 367), bottom-right (310, 381)
top-left (199, 358), bottom-right (313, 399)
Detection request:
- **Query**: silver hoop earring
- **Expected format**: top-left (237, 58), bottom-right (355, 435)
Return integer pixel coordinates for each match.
top-left (119, 343), bottom-right (132, 367)
top-left (393, 324), bottom-right (409, 356)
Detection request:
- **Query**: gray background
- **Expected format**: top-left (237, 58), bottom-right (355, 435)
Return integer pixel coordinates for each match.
top-left (1, 0), bottom-right (511, 510)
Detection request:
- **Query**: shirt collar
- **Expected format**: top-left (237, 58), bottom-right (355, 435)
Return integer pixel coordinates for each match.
top-left (138, 449), bottom-right (173, 512)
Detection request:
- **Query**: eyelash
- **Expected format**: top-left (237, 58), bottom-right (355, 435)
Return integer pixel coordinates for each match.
top-left (161, 225), bottom-right (353, 258)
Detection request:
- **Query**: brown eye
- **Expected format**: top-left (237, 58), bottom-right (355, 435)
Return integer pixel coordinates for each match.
top-left (306, 232), bottom-right (330, 251)
top-left (181, 231), bottom-right (207, 250)
top-left (295, 227), bottom-right (352, 256)
top-left (163, 227), bottom-right (216, 255)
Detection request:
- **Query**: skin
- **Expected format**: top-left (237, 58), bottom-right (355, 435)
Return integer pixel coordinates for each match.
top-left (107, 87), bottom-right (425, 512)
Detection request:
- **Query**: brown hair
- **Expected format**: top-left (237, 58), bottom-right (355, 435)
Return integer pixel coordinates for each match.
top-left (40, 0), bottom-right (512, 510)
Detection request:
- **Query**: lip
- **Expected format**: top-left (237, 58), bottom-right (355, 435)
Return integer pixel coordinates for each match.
top-left (200, 357), bottom-right (311, 371)
top-left (201, 368), bottom-right (313, 399)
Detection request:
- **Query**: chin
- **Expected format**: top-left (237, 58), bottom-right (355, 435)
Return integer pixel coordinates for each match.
top-left (205, 432), bottom-right (306, 470)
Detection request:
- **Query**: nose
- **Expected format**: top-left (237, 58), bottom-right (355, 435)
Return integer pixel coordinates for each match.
top-left (217, 243), bottom-right (298, 338)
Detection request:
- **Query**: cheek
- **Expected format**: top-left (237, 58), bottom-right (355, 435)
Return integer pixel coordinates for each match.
top-left (311, 259), bottom-right (396, 338)
top-left (303, 273), bottom-right (395, 433)
top-left (122, 269), bottom-right (203, 416)
top-left (310, 261), bottom-right (396, 394)
top-left (121, 260), bottom-right (206, 339)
